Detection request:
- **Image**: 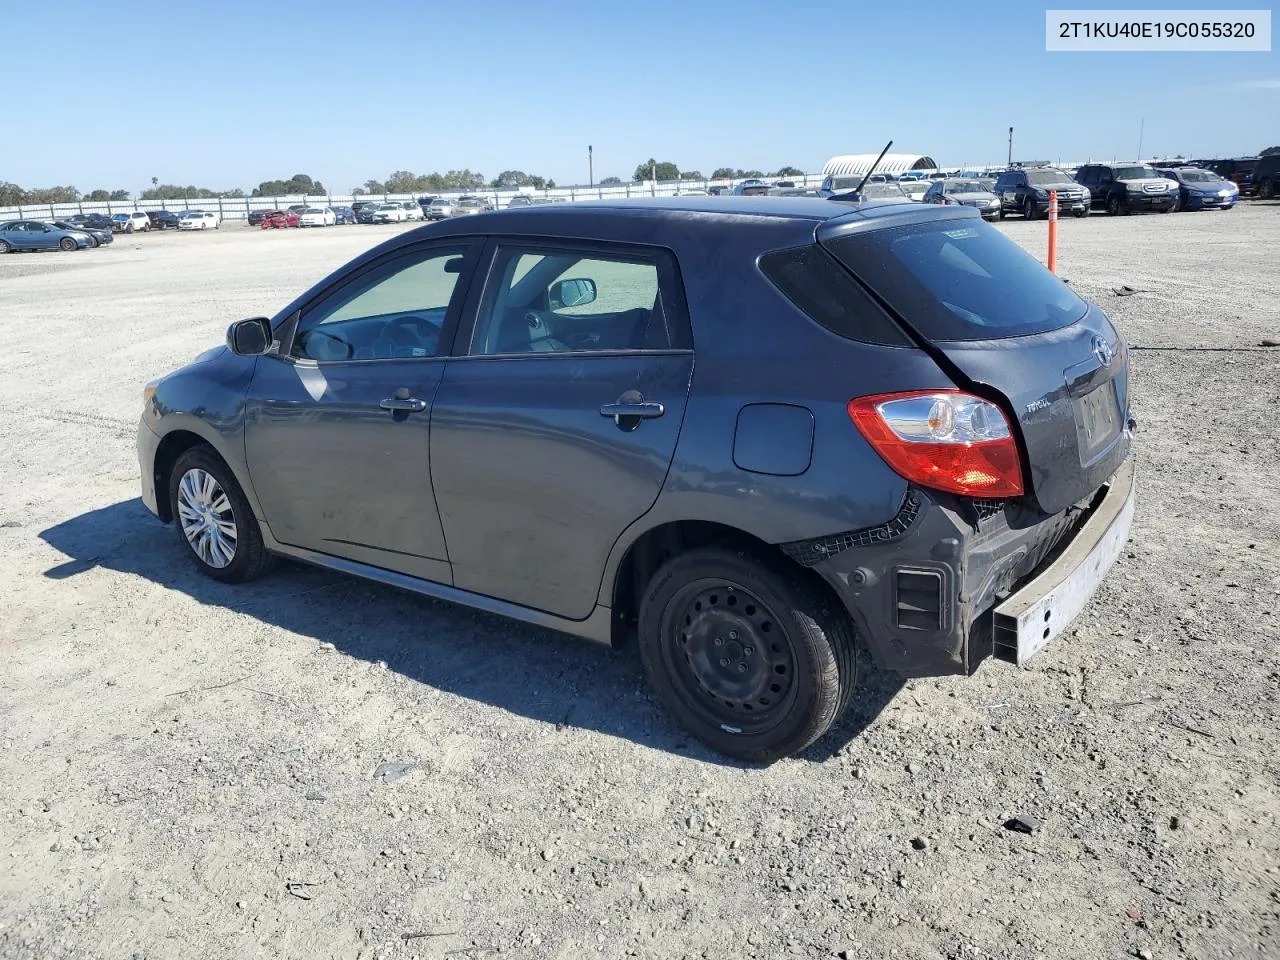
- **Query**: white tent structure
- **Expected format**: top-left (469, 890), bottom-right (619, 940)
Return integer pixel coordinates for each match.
top-left (822, 153), bottom-right (939, 176)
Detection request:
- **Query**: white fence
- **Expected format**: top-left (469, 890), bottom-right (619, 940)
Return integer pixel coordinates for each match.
top-left (0, 175), bottom-right (835, 223)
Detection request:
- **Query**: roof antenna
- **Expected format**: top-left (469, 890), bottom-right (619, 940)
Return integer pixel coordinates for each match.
top-left (854, 140), bottom-right (894, 195)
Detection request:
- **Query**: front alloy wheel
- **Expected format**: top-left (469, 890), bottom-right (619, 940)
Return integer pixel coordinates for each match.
top-left (168, 446), bottom-right (272, 583)
top-left (177, 467), bottom-right (238, 568)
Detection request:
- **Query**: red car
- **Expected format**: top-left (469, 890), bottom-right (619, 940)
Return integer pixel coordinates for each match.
top-left (260, 210), bottom-right (300, 229)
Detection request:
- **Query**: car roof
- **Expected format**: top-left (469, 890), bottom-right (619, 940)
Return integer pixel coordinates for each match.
top-left (479, 196), bottom-right (893, 222)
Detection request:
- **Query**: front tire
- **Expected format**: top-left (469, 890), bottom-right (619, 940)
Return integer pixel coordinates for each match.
top-left (1023, 197), bottom-right (1038, 220)
top-left (1107, 193), bottom-right (1126, 216)
top-left (637, 546), bottom-right (857, 763)
top-left (1260, 178), bottom-right (1277, 200)
top-left (59, 237), bottom-right (77, 251)
top-left (169, 447), bottom-right (273, 583)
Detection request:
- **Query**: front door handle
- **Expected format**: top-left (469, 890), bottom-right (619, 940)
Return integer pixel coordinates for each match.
top-left (599, 400), bottom-right (665, 428)
top-left (379, 397), bottom-right (427, 413)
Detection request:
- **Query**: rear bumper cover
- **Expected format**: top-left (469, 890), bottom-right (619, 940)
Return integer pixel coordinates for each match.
top-left (791, 459), bottom-right (1135, 676)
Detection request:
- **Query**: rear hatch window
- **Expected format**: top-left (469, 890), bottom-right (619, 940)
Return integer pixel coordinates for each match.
top-left (823, 218), bottom-right (1087, 341)
top-left (819, 213), bottom-right (1128, 514)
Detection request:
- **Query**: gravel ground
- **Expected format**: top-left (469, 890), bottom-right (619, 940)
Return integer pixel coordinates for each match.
top-left (1, 206), bottom-right (1278, 960)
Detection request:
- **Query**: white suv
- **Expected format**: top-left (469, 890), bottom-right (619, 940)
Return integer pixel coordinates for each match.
top-left (111, 211), bottom-right (151, 233)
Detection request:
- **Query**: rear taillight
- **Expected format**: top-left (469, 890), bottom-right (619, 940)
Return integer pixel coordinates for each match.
top-left (848, 390), bottom-right (1024, 497)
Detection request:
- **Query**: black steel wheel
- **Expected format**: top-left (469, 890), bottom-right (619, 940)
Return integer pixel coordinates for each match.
top-left (1023, 196), bottom-right (1038, 220)
top-left (638, 547), bottom-right (856, 763)
top-left (0, 239), bottom-right (10, 254)
top-left (59, 237), bottom-right (77, 251)
top-left (1107, 193), bottom-right (1126, 216)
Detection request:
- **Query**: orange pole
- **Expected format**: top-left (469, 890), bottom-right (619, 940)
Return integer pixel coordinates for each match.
top-left (1047, 189), bottom-right (1058, 273)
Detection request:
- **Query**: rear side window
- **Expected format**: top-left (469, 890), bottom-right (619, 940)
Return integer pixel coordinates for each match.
top-left (825, 219), bottom-right (1087, 341)
top-left (758, 245), bottom-right (910, 347)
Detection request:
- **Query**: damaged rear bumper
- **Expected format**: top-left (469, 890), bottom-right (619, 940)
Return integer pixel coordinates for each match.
top-left (784, 459), bottom-right (1135, 676)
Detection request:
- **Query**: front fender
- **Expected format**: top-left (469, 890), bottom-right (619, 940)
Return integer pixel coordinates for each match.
top-left (146, 350), bottom-right (262, 519)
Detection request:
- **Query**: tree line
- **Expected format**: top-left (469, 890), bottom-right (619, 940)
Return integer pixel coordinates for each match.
top-left (630, 160), bottom-right (805, 182)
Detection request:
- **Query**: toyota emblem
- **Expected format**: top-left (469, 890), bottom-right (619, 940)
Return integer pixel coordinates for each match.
top-left (1091, 335), bottom-right (1114, 367)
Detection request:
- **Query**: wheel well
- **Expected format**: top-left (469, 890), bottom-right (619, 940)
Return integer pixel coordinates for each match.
top-left (151, 431), bottom-right (213, 522)
top-left (608, 520), bottom-right (845, 648)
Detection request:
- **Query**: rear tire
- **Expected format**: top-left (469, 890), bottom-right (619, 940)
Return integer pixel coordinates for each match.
top-left (125, 223), bottom-right (134, 234)
top-left (168, 446), bottom-right (273, 584)
top-left (637, 546), bottom-right (857, 763)
top-left (1260, 178), bottom-right (1277, 200)
top-left (0, 240), bottom-right (10, 254)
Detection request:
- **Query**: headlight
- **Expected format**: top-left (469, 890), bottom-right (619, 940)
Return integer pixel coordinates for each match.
top-left (142, 381), bottom-right (158, 405)
top-left (1033, 188), bottom-right (1047, 198)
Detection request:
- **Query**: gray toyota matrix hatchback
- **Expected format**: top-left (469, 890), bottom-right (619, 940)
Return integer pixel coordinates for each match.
top-left (138, 197), bottom-right (1135, 762)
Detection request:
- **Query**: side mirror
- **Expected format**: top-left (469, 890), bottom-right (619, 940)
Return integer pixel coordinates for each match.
top-left (548, 277), bottom-right (597, 310)
top-left (227, 317), bottom-right (273, 355)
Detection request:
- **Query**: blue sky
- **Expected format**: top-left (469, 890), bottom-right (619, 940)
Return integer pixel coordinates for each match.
top-left (6, 0), bottom-right (1276, 193)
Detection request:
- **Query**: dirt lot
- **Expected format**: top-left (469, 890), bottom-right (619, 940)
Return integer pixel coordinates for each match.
top-left (1, 206), bottom-right (1278, 960)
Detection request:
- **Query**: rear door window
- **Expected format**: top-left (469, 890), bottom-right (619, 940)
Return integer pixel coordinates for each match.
top-left (823, 219), bottom-right (1087, 341)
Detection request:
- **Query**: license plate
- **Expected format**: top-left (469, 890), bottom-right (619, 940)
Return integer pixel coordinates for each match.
top-left (1075, 382), bottom-right (1120, 463)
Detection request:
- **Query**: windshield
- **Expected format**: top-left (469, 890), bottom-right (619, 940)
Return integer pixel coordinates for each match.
top-left (946, 180), bottom-right (989, 194)
top-left (826, 219), bottom-right (1088, 341)
top-left (830, 177), bottom-right (861, 191)
top-left (1176, 169), bottom-right (1220, 182)
top-left (112, 214), bottom-right (127, 220)
top-left (304, 208), bottom-right (324, 214)
top-left (1024, 169), bottom-right (1072, 186)
top-left (1113, 165), bottom-right (1161, 180)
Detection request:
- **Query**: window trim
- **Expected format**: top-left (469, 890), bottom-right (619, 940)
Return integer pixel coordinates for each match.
top-left (276, 238), bottom-right (483, 365)
top-left (455, 235), bottom-right (694, 360)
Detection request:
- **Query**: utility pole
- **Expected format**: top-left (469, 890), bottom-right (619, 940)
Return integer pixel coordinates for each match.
top-left (651, 160), bottom-right (656, 197)
top-left (588, 145), bottom-right (593, 191)
top-left (1007, 127), bottom-right (1013, 167)
top-left (1136, 117), bottom-right (1145, 161)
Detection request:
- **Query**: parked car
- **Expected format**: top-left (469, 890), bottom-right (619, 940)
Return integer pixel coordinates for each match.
top-left (416, 195), bottom-right (440, 216)
top-left (730, 180), bottom-right (771, 196)
top-left (1198, 158), bottom-right (1258, 197)
top-left (137, 196), bottom-right (1134, 762)
top-left (260, 210), bottom-right (300, 229)
top-left (452, 196), bottom-right (492, 216)
top-left (65, 213), bottom-right (115, 232)
top-left (329, 205), bottom-right (357, 224)
top-left (506, 194), bottom-right (535, 208)
top-left (856, 181), bottom-right (912, 203)
top-left (993, 167), bottom-right (1090, 220)
top-left (1074, 163), bottom-right (1177, 215)
top-left (52, 219), bottom-right (113, 247)
top-left (922, 179), bottom-right (1002, 220)
top-left (1251, 154), bottom-right (1280, 200)
top-left (371, 202), bottom-right (412, 223)
top-left (146, 210), bottom-right (183, 230)
top-left (298, 207), bottom-right (336, 227)
top-left (350, 201), bottom-right (375, 216)
top-left (111, 211), bottom-right (151, 233)
top-left (0, 220), bottom-right (94, 252)
top-left (247, 210), bottom-right (270, 227)
top-left (287, 204), bottom-right (309, 213)
top-left (1155, 167), bottom-right (1239, 211)
top-left (179, 211), bottom-right (221, 230)
top-left (356, 204), bottom-right (381, 224)
top-left (401, 200), bottom-right (424, 221)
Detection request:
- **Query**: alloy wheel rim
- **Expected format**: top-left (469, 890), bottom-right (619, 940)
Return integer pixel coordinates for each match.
top-left (661, 580), bottom-right (797, 735)
top-left (177, 468), bottom-right (237, 568)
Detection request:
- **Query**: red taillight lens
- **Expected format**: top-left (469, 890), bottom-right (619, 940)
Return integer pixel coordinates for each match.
top-left (848, 390), bottom-right (1024, 497)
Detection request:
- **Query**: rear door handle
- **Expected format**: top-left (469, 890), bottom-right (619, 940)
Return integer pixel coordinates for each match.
top-left (380, 397), bottom-right (427, 413)
top-left (600, 401), bottom-right (664, 419)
